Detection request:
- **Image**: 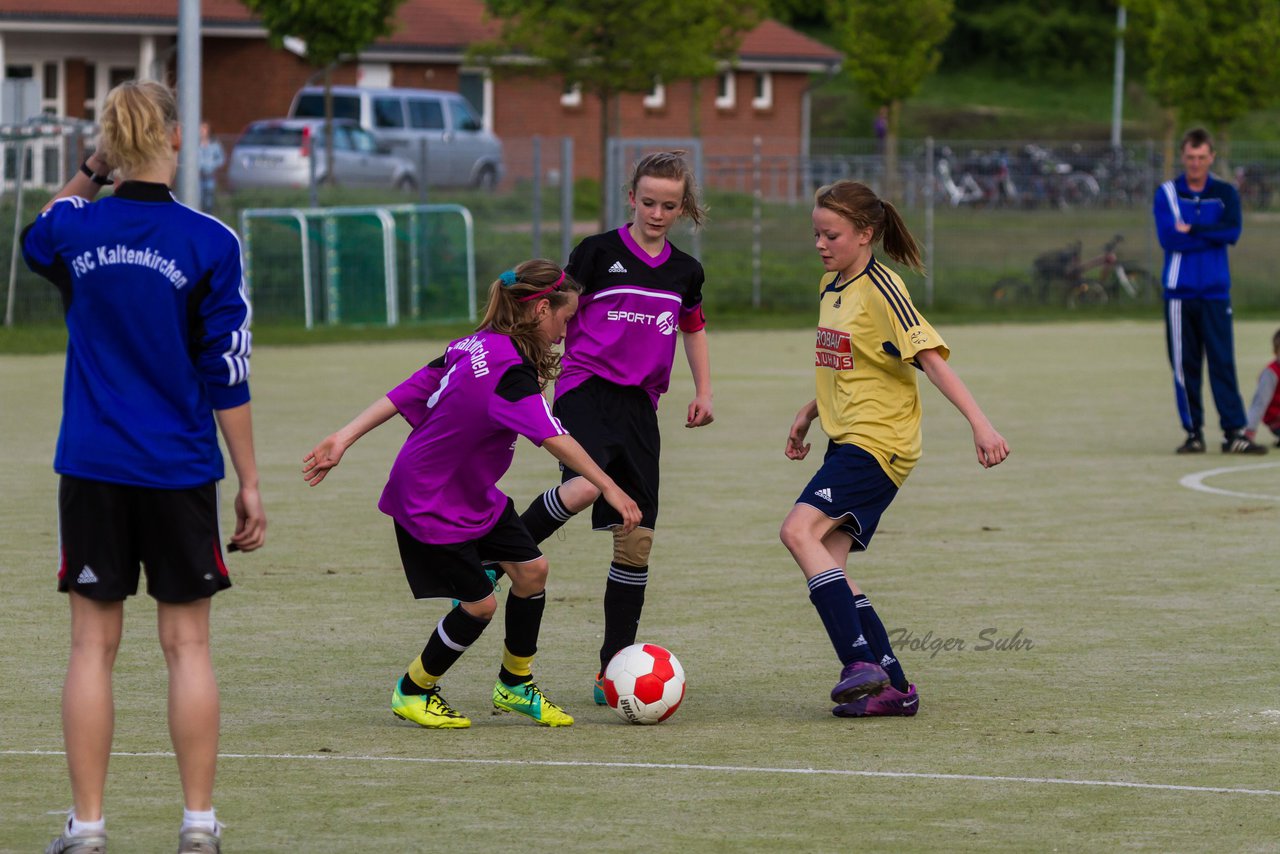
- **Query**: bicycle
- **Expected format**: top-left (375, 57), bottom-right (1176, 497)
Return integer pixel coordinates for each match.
top-left (990, 234), bottom-right (1154, 308)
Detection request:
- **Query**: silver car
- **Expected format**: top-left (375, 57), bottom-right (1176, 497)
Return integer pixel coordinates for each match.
top-left (226, 118), bottom-right (418, 190)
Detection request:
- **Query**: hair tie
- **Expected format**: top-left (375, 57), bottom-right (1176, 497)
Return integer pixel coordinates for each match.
top-left (517, 270), bottom-right (567, 302)
top-left (499, 270), bottom-right (519, 287)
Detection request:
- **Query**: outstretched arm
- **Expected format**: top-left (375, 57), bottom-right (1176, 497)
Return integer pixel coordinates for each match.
top-left (542, 435), bottom-right (641, 532)
top-left (302, 396), bottom-right (399, 486)
top-left (215, 403), bottom-right (267, 551)
top-left (916, 348), bottom-right (1009, 468)
top-left (682, 328), bottom-right (714, 427)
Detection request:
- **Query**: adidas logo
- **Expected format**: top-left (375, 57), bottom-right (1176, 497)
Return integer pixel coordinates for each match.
top-left (814, 487), bottom-right (833, 503)
top-left (77, 565), bottom-right (99, 584)
top-left (881, 655), bottom-right (897, 667)
top-left (833, 296), bottom-right (842, 308)
top-left (608, 261), bottom-right (627, 274)
top-left (852, 634), bottom-right (868, 647)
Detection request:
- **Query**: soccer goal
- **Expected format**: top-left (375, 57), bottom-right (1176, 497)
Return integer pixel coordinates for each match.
top-left (238, 203), bottom-right (476, 328)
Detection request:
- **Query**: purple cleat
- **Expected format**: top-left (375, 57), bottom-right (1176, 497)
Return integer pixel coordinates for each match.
top-left (830, 660), bottom-right (890, 704)
top-left (833, 683), bottom-right (920, 718)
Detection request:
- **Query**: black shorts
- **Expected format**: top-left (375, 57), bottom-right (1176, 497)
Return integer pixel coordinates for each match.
top-left (394, 499), bottom-right (541, 602)
top-left (554, 378), bottom-right (660, 530)
top-left (57, 475), bottom-right (231, 603)
top-left (795, 442), bottom-right (899, 552)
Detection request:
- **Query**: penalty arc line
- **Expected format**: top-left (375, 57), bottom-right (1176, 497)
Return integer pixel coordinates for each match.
top-left (3, 749), bottom-right (1279, 798)
top-left (1179, 461), bottom-right (1280, 502)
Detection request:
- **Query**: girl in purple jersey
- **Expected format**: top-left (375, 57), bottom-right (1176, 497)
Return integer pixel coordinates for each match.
top-left (304, 259), bottom-right (640, 729)
top-left (518, 151), bottom-right (715, 704)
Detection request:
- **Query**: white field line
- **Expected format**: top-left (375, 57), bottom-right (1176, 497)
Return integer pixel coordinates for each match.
top-left (1179, 461), bottom-right (1280, 501)
top-left (3, 749), bottom-right (1279, 797)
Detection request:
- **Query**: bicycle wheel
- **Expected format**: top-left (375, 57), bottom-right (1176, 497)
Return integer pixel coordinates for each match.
top-left (990, 277), bottom-right (1032, 306)
top-left (1066, 281), bottom-right (1108, 308)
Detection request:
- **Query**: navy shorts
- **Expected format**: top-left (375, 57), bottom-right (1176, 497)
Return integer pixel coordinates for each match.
top-left (795, 442), bottom-right (899, 552)
top-left (553, 377), bottom-right (660, 530)
top-left (394, 499), bottom-right (541, 602)
top-left (57, 475), bottom-right (231, 603)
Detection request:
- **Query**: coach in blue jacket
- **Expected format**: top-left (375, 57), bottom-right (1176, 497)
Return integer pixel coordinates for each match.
top-left (1154, 127), bottom-right (1265, 455)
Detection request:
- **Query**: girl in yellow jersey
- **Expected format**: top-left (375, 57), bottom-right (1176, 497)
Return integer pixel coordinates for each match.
top-left (780, 180), bottom-right (1009, 718)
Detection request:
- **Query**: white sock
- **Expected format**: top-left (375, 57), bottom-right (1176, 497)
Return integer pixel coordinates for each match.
top-left (68, 813), bottom-right (106, 836)
top-left (181, 807), bottom-right (218, 833)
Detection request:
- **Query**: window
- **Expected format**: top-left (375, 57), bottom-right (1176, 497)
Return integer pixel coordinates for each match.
top-left (752, 71), bottom-right (773, 110)
top-left (294, 94), bottom-right (360, 122)
top-left (560, 81), bottom-right (582, 108)
top-left (643, 78), bottom-right (665, 110)
top-left (715, 70), bottom-right (735, 109)
top-left (43, 62), bottom-right (58, 101)
top-left (109, 67), bottom-right (134, 89)
top-left (408, 98), bottom-right (444, 131)
top-left (330, 126), bottom-right (354, 151)
top-left (449, 98), bottom-right (481, 133)
top-left (349, 127), bottom-right (378, 153)
top-left (83, 63), bottom-right (97, 120)
top-left (459, 70), bottom-right (490, 129)
top-left (373, 97), bottom-right (404, 129)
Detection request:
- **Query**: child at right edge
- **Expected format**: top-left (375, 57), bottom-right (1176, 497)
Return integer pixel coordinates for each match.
top-left (1243, 328), bottom-right (1280, 448)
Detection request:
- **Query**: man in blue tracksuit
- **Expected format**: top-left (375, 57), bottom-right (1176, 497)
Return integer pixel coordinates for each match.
top-left (1153, 127), bottom-right (1265, 455)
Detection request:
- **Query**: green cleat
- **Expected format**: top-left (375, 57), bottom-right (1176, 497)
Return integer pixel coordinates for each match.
top-left (593, 671), bottom-right (607, 705)
top-left (493, 680), bottom-right (574, 726)
top-left (392, 682), bottom-right (470, 729)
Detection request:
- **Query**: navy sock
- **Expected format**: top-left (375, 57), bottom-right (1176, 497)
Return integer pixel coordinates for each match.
top-left (600, 564), bottom-right (647, 671)
top-left (520, 487), bottom-right (575, 544)
top-left (853, 593), bottom-right (908, 692)
top-left (807, 569), bottom-right (875, 666)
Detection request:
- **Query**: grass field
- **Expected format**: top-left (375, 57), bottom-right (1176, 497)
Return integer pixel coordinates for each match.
top-left (2, 322), bottom-right (1279, 852)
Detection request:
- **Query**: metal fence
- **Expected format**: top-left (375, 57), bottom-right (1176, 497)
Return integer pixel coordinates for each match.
top-left (6, 131), bottom-right (1280, 327)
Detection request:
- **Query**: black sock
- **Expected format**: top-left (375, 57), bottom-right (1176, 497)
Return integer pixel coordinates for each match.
top-left (600, 564), bottom-right (647, 671)
top-left (417, 606), bottom-right (490, 681)
top-left (520, 487), bottom-right (575, 544)
top-left (853, 593), bottom-right (908, 692)
top-left (807, 569), bottom-right (875, 666)
top-left (499, 590), bottom-right (546, 686)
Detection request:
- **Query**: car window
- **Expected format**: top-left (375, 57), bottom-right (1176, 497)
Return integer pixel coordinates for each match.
top-left (408, 98), bottom-right (444, 131)
top-left (449, 98), bottom-right (482, 133)
top-left (373, 97), bottom-right (404, 129)
top-left (237, 125), bottom-right (304, 147)
top-left (330, 126), bottom-right (354, 151)
top-left (294, 93), bottom-right (360, 122)
top-left (349, 127), bottom-right (379, 153)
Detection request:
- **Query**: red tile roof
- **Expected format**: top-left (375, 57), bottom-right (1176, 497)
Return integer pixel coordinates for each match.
top-left (0, 0), bottom-right (839, 64)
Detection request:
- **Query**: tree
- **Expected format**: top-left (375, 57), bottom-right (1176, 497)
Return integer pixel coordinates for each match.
top-left (834, 0), bottom-right (954, 201)
top-left (242, 0), bottom-right (407, 186)
top-left (475, 0), bottom-right (766, 226)
top-left (1133, 0), bottom-right (1280, 178)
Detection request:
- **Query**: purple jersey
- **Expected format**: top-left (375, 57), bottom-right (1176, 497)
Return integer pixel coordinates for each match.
top-left (378, 330), bottom-right (566, 544)
top-left (557, 227), bottom-right (706, 408)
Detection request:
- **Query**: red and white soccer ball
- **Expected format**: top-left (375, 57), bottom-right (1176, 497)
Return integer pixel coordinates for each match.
top-left (602, 643), bottom-right (686, 724)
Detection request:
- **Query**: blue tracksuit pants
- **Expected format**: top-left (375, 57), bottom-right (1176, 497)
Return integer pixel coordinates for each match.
top-left (1165, 297), bottom-right (1247, 436)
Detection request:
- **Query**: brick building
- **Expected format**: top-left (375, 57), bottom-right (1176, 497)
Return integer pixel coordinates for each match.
top-left (0, 0), bottom-right (840, 185)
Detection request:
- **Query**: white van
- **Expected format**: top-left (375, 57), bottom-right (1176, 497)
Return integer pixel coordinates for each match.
top-left (289, 86), bottom-right (503, 189)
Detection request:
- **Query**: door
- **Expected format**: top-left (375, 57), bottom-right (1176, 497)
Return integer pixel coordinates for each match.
top-left (406, 96), bottom-right (448, 187)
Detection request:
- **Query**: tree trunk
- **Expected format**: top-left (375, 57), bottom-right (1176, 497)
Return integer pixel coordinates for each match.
top-left (884, 99), bottom-right (901, 202)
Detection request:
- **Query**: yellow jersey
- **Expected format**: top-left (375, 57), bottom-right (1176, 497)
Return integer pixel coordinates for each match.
top-left (813, 257), bottom-right (948, 485)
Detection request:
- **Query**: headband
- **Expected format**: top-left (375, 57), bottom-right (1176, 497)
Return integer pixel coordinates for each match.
top-left (516, 270), bottom-right (567, 302)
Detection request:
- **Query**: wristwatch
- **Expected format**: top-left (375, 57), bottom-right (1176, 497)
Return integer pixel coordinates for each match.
top-left (80, 159), bottom-right (114, 186)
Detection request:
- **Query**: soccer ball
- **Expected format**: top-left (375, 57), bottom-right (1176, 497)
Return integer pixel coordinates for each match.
top-left (602, 643), bottom-right (686, 725)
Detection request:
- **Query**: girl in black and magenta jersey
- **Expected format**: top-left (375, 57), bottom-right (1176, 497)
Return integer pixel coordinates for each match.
top-left (519, 151), bottom-right (715, 703)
